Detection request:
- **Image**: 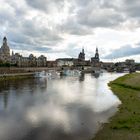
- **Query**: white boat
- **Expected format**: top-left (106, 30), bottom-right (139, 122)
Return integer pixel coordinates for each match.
top-left (61, 70), bottom-right (81, 76)
top-left (35, 70), bottom-right (60, 79)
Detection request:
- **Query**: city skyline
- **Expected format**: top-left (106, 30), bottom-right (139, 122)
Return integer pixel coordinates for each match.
top-left (1, 0), bottom-right (140, 61)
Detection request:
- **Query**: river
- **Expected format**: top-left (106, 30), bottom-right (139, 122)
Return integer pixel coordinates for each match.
top-left (0, 72), bottom-right (124, 140)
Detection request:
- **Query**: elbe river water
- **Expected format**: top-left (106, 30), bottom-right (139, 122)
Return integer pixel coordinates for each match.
top-left (0, 72), bottom-right (124, 140)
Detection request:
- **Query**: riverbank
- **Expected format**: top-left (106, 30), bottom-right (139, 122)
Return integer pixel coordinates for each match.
top-left (0, 67), bottom-right (60, 81)
top-left (93, 73), bottom-right (140, 140)
top-left (0, 73), bottom-right (34, 81)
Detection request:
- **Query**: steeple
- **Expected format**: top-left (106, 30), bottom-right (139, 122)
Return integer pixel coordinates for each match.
top-left (91, 47), bottom-right (100, 66)
top-left (82, 47), bottom-right (84, 54)
top-left (96, 47), bottom-right (98, 53)
top-left (95, 47), bottom-right (99, 61)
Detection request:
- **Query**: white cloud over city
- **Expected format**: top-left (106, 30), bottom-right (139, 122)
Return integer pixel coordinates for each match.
top-left (1, 0), bottom-right (140, 61)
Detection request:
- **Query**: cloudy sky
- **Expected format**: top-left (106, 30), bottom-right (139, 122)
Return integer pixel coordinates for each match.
top-left (1, 0), bottom-right (140, 61)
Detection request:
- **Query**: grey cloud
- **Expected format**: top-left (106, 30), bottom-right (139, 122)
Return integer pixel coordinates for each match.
top-left (0, 3), bottom-right (63, 51)
top-left (0, 6), bottom-right (16, 26)
top-left (55, 0), bottom-right (124, 34)
top-left (25, 0), bottom-right (93, 35)
top-left (58, 16), bottom-right (93, 35)
top-left (65, 44), bottom-right (81, 58)
top-left (20, 19), bottom-right (63, 42)
top-left (74, 0), bottom-right (125, 28)
top-left (122, 0), bottom-right (140, 18)
top-left (71, 0), bottom-right (140, 29)
top-left (109, 0), bottom-right (140, 22)
top-left (26, 0), bottom-right (49, 11)
top-left (8, 28), bottom-right (61, 51)
top-left (9, 42), bottom-right (52, 53)
top-left (77, 8), bottom-right (124, 28)
top-left (70, 0), bottom-right (92, 9)
top-left (25, 0), bottom-right (65, 13)
top-left (94, 0), bottom-right (140, 19)
top-left (104, 45), bottom-right (140, 59)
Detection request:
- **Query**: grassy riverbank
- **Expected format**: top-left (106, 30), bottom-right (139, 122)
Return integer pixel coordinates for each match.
top-left (93, 73), bottom-right (140, 140)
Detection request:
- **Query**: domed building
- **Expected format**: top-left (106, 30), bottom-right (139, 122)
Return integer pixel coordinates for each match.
top-left (0, 37), bottom-right (10, 62)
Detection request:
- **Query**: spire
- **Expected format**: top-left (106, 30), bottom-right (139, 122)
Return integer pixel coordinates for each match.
top-left (12, 50), bottom-right (14, 56)
top-left (95, 46), bottom-right (99, 61)
top-left (82, 47), bottom-right (84, 53)
top-left (96, 47), bottom-right (98, 53)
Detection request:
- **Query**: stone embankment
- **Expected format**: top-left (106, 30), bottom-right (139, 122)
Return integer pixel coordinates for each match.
top-left (0, 67), bottom-right (54, 80)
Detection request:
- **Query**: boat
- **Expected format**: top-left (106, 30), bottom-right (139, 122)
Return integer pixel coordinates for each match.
top-left (60, 69), bottom-right (81, 76)
top-left (35, 70), bottom-right (60, 79)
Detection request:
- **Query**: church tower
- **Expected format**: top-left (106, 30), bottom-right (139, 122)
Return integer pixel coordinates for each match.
top-left (78, 47), bottom-right (85, 61)
top-left (0, 37), bottom-right (10, 62)
top-left (95, 47), bottom-right (99, 61)
top-left (91, 47), bottom-right (100, 65)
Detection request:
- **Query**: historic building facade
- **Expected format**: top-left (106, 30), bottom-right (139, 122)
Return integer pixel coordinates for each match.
top-left (0, 37), bottom-right (47, 67)
top-left (11, 52), bottom-right (47, 67)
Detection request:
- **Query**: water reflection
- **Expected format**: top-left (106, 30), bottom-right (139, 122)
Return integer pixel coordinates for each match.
top-left (0, 73), bottom-right (124, 140)
top-left (79, 73), bottom-right (85, 81)
top-left (91, 73), bottom-right (100, 78)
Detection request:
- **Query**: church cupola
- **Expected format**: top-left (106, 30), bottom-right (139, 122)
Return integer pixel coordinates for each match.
top-left (0, 36), bottom-right (10, 62)
top-left (3, 37), bottom-right (7, 45)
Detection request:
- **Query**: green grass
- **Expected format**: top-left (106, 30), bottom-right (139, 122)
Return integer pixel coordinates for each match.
top-left (93, 73), bottom-right (140, 140)
top-left (109, 72), bottom-right (140, 90)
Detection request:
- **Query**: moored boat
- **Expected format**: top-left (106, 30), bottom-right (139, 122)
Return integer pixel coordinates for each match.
top-left (60, 69), bottom-right (81, 76)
